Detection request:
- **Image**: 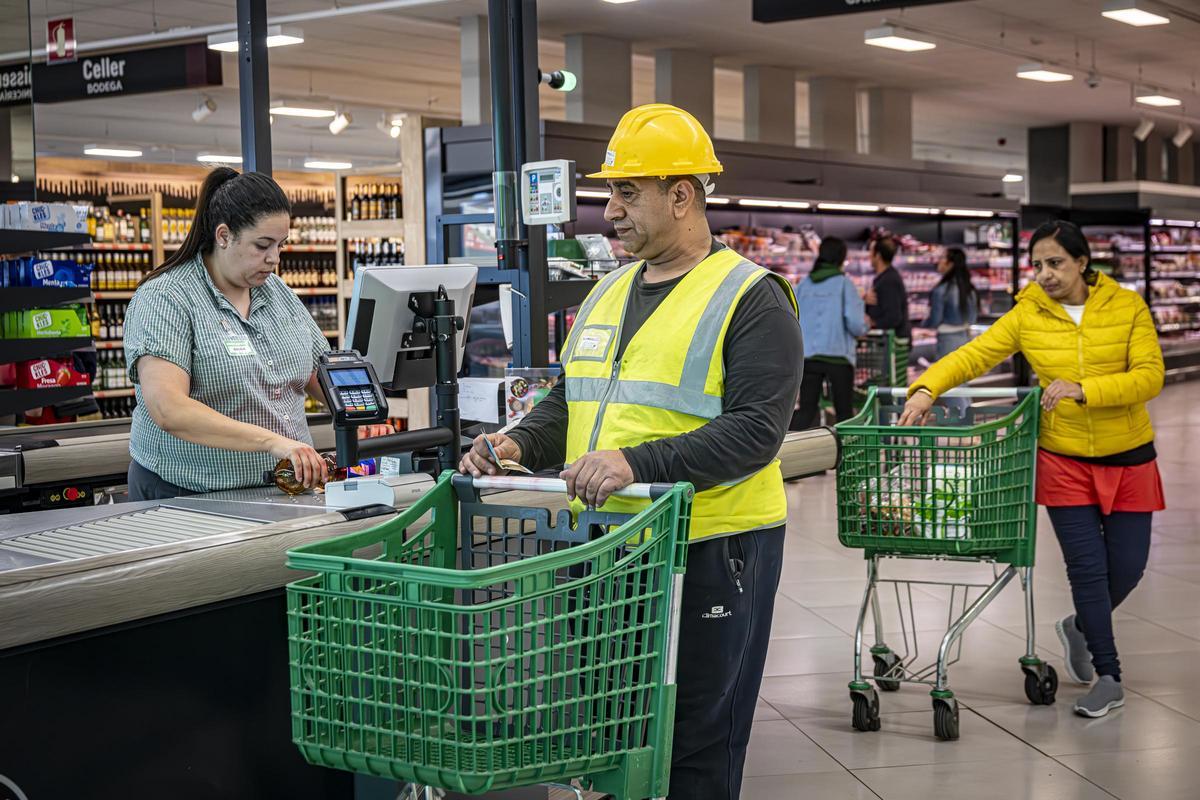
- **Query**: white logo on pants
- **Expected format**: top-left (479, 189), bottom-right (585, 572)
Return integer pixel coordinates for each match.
top-left (702, 605), bottom-right (732, 619)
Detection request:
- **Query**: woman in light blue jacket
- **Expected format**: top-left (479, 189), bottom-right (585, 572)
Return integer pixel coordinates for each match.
top-left (791, 236), bottom-right (868, 429)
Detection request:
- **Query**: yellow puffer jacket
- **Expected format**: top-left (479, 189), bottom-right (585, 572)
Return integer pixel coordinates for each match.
top-left (910, 273), bottom-right (1164, 458)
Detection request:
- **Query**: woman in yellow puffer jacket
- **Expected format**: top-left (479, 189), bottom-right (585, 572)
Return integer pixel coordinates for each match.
top-left (900, 220), bottom-right (1164, 720)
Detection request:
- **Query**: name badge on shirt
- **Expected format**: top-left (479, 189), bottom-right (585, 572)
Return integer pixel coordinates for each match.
top-left (223, 335), bottom-right (255, 356)
top-left (575, 326), bottom-right (614, 359)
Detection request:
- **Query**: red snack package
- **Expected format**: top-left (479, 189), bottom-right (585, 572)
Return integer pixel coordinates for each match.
top-left (16, 357), bottom-right (92, 389)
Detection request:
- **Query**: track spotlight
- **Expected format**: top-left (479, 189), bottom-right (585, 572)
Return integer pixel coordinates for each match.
top-left (329, 110), bottom-right (352, 135)
top-left (191, 96), bottom-right (217, 123)
top-left (1174, 122), bottom-right (1194, 148)
top-left (1134, 118), bottom-right (1156, 142)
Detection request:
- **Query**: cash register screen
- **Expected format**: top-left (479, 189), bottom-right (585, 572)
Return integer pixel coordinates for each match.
top-left (330, 368), bottom-right (371, 387)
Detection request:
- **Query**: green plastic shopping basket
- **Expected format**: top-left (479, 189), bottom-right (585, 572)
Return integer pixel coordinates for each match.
top-left (285, 471), bottom-right (693, 799)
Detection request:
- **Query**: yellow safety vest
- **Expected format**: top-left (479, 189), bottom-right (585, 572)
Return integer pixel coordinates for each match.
top-left (563, 247), bottom-right (798, 541)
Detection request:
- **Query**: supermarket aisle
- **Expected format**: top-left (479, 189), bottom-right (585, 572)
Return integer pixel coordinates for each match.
top-left (748, 382), bottom-right (1200, 800)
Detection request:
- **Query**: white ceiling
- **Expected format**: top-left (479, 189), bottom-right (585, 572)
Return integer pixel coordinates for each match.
top-left (18, 0), bottom-right (1200, 173)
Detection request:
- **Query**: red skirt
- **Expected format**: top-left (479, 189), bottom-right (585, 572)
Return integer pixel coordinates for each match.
top-left (1036, 449), bottom-right (1165, 514)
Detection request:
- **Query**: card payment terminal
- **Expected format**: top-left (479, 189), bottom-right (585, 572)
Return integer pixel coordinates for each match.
top-left (316, 350), bottom-right (389, 427)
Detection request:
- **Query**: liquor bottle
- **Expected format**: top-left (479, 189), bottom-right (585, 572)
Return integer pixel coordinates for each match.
top-left (140, 209), bottom-right (151, 243)
top-left (115, 305), bottom-right (125, 340)
top-left (350, 186), bottom-right (362, 221)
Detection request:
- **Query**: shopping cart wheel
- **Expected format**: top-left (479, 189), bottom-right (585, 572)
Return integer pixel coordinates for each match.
top-left (872, 650), bottom-right (902, 692)
top-left (850, 688), bottom-right (881, 732)
top-left (932, 697), bottom-right (959, 741)
top-left (1022, 661), bottom-right (1058, 705)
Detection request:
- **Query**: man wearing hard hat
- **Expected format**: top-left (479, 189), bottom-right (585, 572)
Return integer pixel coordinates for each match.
top-left (461, 104), bottom-right (803, 799)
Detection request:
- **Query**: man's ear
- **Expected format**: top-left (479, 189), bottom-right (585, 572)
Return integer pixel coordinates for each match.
top-left (671, 179), bottom-right (696, 218)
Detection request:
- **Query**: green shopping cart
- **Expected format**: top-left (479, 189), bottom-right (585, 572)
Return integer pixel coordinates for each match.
top-left (855, 331), bottom-right (910, 397)
top-left (285, 471), bottom-right (693, 799)
top-left (835, 387), bottom-right (1057, 741)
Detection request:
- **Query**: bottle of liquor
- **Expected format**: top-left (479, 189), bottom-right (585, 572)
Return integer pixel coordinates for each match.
top-left (140, 209), bottom-right (151, 243)
top-left (350, 186), bottom-right (361, 221)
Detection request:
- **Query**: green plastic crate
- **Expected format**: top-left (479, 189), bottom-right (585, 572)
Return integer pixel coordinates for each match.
top-left (285, 471), bottom-right (693, 799)
top-left (835, 387), bottom-right (1040, 566)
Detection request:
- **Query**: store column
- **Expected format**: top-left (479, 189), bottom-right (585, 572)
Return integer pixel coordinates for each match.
top-left (808, 76), bottom-right (856, 151)
top-left (866, 87), bottom-right (912, 160)
top-left (744, 65), bottom-right (795, 146)
top-left (1104, 125), bottom-right (1135, 181)
top-left (459, 15), bottom-right (491, 126)
top-left (1028, 123), bottom-right (1102, 206)
top-left (564, 34), bottom-right (631, 125)
top-left (1137, 133), bottom-right (1165, 181)
top-left (655, 49), bottom-right (714, 131)
top-left (1168, 140), bottom-right (1195, 186)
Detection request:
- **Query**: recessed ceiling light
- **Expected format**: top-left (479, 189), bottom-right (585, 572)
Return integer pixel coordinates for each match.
top-left (304, 159), bottom-right (353, 170)
top-left (1017, 64), bottom-right (1073, 83)
top-left (706, 197), bottom-right (732, 205)
top-left (1102, 1), bottom-right (1169, 27)
top-left (84, 146), bottom-right (142, 158)
top-left (1136, 90), bottom-right (1181, 107)
top-left (884, 205), bottom-right (939, 214)
top-left (576, 189), bottom-right (610, 199)
top-left (602, 0), bottom-right (640, 4)
top-left (1002, 173), bottom-right (1025, 183)
top-left (817, 202), bottom-right (880, 212)
top-left (197, 153), bottom-right (243, 164)
top-left (208, 25), bottom-right (305, 52)
top-left (1165, 219), bottom-right (1197, 227)
top-left (271, 101), bottom-right (337, 118)
top-left (739, 198), bottom-right (812, 209)
top-left (864, 26), bottom-right (936, 52)
top-left (944, 209), bottom-right (996, 218)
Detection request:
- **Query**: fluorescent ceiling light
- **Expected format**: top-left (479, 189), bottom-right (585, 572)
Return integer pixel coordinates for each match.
top-left (1165, 219), bottom-right (1197, 228)
top-left (944, 208), bottom-right (995, 218)
top-left (602, 0), bottom-right (640, 4)
top-left (1002, 173), bottom-right (1025, 183)
top-left (576, 189), bottom-right (610, 199)
top-left (1151, 218), bottom-right (1165, 225)
top-left (817, 202), bottom-right (880, 212)
top-left (328, 111), bottom-right (352, 135)
top-left (197, 153), bottom-right (243, 164)
top-left (84, 146), bottom-right (142, 158)
top-left (739, 198), bottom-right (811, 209)
top-left (706, 196), bottom-right (732, 205)
top-left (884, 205), bottom-right (938, 215)
top-left (1017, 63), bottom-right (1073, 82)
top-left (1102, 1), bottom-right (1169, 26)
top-left (864, 26), bottom-right (936, 52)
top-left (304, 160), bottom-right (353, 170)
top-left (1136, 90), bottom-right (1181, 107)
top-left (208, 25), bottom-right (304, 52)
top-left (271, 101), bottom-right (336, 118)
top-left (1134, 118), bottom-right (1156, 141)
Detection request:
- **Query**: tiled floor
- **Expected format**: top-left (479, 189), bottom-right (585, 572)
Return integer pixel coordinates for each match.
top-left (746, 383), bottom-right (1200, 799)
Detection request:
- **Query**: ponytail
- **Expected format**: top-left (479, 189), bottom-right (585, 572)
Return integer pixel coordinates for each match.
top-left (139, 168), bottom-right (291, 286)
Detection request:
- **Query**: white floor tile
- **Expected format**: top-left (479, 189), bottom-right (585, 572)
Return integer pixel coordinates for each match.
top-left (853, 755), bottom-right (1113, 800)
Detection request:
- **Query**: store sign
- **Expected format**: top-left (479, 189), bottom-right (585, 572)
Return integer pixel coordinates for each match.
top-left (0, 42), bottom-right (221, 108)
top-left (754, 0), bottom-right (963, 22)
top-left (47, 17), bottom-right (76, 64)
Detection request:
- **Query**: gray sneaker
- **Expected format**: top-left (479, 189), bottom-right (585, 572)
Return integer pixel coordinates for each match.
top-left (1074, 675), bottom-right (1125, 718)
top-left (1056, 614), bottom-right (1094, 684)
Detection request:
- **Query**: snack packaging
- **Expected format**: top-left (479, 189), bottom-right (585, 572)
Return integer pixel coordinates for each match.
top-left (15, 357), bottom-right (92, 389)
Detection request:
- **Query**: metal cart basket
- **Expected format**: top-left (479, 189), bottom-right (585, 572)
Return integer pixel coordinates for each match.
top-left (855, 331), bottom-right (910, 398)
top-left (835, 387), bottom-right (1057, 740)
top-left (285, 472), bottom-right (693, 799)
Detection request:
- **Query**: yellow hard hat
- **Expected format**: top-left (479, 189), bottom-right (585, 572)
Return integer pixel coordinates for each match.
top-left (587, 103), bottom-right (723, 180)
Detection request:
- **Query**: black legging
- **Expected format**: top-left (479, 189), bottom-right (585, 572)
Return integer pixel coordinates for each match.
top-left (1046, 506), bottom-right (1153, 680)
top-left (791, 359), bottom-right (854, 430)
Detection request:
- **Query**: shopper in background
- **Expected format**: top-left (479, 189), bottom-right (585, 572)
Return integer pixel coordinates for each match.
top-left (459, 104), bottom-right (803, 800)
top-left (899, 220), bottom-right (1164, 719)
top-left (123, 168), bottom-right (388, 500)
top-left (924, 247), bottom-right (979, 417)
top-left (792, 236), bottom-right (867, 429)
top-left (864, 235), bottom-right (911, 340)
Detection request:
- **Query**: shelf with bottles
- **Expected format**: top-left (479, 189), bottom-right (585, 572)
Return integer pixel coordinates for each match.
top-left (97, 395), bottom-right (138, 420)
top-left (278, 254), bottom-right (339, 289)
top-left (345, 180), bottom-right (403, 223)
top-left (86, 204), bottom-right (156, 246)
top-left (345, 237), bottom-right (404, 280)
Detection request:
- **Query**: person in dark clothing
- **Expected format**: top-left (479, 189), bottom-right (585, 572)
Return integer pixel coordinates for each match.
top-left (864, 236), bottom-right (910, 340)
top-left (459, 103), bottom-right (803, 800)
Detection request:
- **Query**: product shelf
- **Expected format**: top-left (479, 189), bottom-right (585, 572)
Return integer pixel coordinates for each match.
top-left (0, 337), bottom-right (94, 364)
top-left (0, 287), bottom-right (93, 312)
top-left (0, 386), bottom-right (93, 416)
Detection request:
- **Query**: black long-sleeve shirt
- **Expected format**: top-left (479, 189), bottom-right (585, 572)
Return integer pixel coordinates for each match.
top-left (866, 265), bottom-right (910, 339)
top-left (506, 251), bottom-right (803, 493)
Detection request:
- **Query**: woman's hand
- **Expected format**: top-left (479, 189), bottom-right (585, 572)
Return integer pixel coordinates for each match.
top-left (459, 433), bottom-right (522, 477)
top-left (357, 423), bottom-right (395, 440)
top-left (897, 391), bottom-right (935, 426)
top-left (268, 436), bottom-right (327, 488)
top-left (1042, 379), bottom-right (1084, 411)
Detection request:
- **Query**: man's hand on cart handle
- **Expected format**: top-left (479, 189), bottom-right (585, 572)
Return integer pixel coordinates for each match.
top-left (1042, 379), bottom-right (1084, 412)
top-left (897, 390), bottom-right (935, 427)
top-left (561, 450), bottom-right (635, 508)
top-left (459, 433), bottom-right (523, 477)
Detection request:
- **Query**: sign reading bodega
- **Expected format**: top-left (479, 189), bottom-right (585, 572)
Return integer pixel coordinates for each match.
top-left (0, 42), bottom-right (220, 108)
top-left (753, 0), bottom-right (962, 22)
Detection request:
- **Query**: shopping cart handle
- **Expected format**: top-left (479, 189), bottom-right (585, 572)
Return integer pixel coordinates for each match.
top-left (456, 474), bottom-right (677, 500)
top-left (874, 386), bottom-right (1036, 399)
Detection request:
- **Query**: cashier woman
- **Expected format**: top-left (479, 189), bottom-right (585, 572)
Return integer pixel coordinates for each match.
top-left (122, 168), bottom-right (388, 501)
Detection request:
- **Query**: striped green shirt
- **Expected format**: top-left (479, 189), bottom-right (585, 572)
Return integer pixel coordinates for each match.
top-left (124, 255), bottom-right (329, 492)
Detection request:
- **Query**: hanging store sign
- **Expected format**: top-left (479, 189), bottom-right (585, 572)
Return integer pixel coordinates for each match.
top-left (754, 0), bottom-right (963, 22)
top-left (0, 42), bottom-right (221, 108)
top-left (46, 17), bottom-right (77, 64)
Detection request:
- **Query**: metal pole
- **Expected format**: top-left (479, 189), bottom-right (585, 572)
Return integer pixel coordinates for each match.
top-left (236, 0), bottom-right (272, 174)
top-left (433, 290), bottom-right (464, 472)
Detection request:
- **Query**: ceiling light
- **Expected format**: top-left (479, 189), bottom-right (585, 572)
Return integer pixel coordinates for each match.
top-left (271, 101), bottom-right (336, 118)
top-left (11, 174), bottom-right (19, 183)
top-left (1136, 90), bottom-right (1181, 107)
top-left (1002, 173), bottom-right (1025, 183)
top-left (884, 205), bottom-right (938, 214)
top-left (389, 124), bottom-right (402, 138)
top-left (817, 202), bottom-right (880, 212)
top-left (706, 197), bottom-right (732, 205)
top-left (1151, 218), bottom-right (1165, 225)
top-left (304, 160), bottom-right (353, 170)
top-left (1102, 1), bottom-right (1169, 27)
top-left (944, 209), bottom-right (995, 218)
top-left (1134, 118), bottom-right (1156, 141)
top-left (739, 198), bottom-right (811, 209)
top-left (207, 25), bottom-right (305, 52)
top-left (1174, 123), bottom-right (1194, 148)
top-left (191, 95), bottom-right (217, 123)
top-left (1165, 219), bottom-right (1197, 227)
top-left (864, 25), bottom-right (936, 53)
top-left (602, 0), bottom-right (640, 4)
top-left (1017, 64), bottom-right (1073, 83)
top-left (576, 189), bottom-right (610, 199)
top-left (197, 153), bottom-right (243, 164)
top-left (84, 146), bottom-right (142, 158)
top-left (329, 110), bottom-right (352, 135)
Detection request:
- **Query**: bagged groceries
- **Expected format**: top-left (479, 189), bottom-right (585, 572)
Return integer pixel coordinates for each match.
top-left (856, 461), bottom-right (973, 540)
